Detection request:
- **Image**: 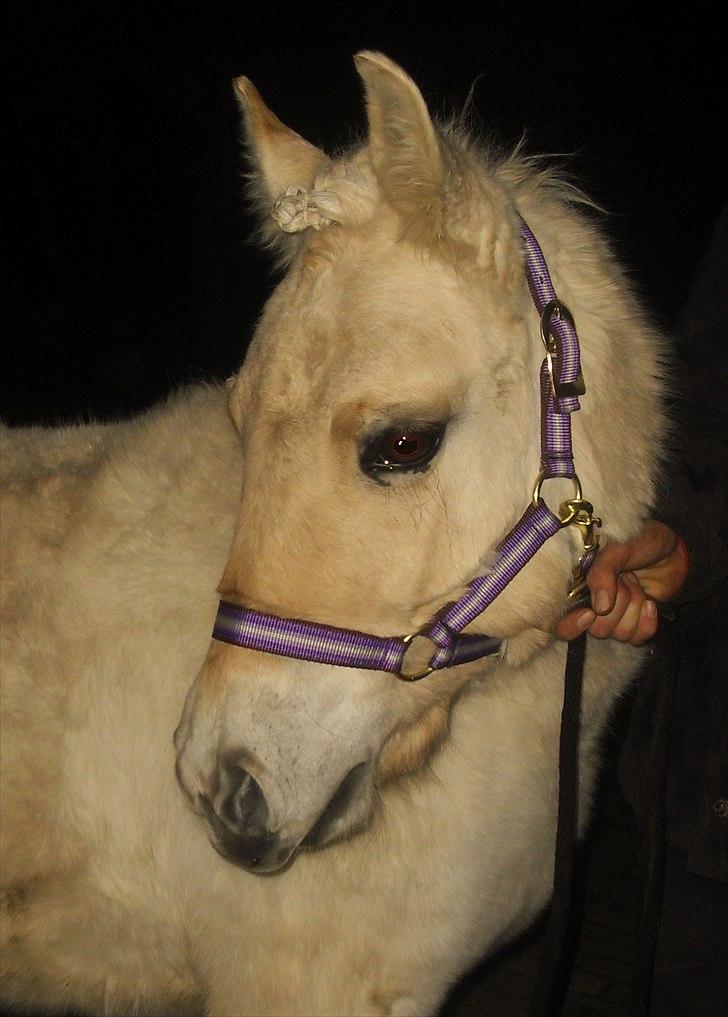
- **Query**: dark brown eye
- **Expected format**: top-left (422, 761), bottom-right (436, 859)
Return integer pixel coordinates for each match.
top-left (384, 433), bottom-right (429, 463)
top-left (360, 422), bottom-right (446, 481)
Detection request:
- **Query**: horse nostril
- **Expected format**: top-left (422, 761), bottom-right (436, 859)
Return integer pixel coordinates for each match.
top-left (220, 766), bottom-right (269, 836)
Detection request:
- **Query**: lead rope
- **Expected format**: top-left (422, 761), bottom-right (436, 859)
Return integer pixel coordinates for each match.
top-left (630, 607), bottom-right (680, 1016)
top-left (527, 613), bottom-right (680, 1017)
top-left (528, 631), bottom-right (587, 1017)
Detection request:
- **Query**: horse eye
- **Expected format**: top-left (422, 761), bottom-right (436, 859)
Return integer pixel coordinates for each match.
top-left (360, 423), bottom-right (446, 480)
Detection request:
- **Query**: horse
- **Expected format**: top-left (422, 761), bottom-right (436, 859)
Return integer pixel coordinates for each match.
top-left (1, 52), bottom-right (665, 1016)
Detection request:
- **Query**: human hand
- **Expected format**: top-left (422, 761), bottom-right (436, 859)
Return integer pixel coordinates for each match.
top-left (555, 520), bottom-right (689, 645)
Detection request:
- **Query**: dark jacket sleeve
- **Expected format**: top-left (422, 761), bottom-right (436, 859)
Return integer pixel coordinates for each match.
top-left (619, 205), bottom-right (728, 884)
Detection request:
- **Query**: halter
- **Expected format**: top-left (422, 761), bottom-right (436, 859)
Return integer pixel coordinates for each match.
top-left (212, 220), bottom-right (601, 679)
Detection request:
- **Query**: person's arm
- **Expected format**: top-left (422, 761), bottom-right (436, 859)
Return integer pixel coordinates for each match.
top-left (555, 520), bottom-right (689, 645)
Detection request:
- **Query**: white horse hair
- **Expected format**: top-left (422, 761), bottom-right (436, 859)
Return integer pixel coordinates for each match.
top-left (1, 53), bottom-right (665, 1016)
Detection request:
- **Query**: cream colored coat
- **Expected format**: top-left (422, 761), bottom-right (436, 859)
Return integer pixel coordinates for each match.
top-left (1, 54), bottom-right (665, 1016)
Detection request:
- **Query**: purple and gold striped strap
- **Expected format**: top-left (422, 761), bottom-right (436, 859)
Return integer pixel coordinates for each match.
top-left (521, 219), bottom-right (583, 414)
top-left (424, 501), bottom-right (562, 662)
top-left (522, 223), bottom-right (579, 482)
top-left (213, 600), bottom-right (502, 676)
top-left (540, 360), bottom-right (575, 479)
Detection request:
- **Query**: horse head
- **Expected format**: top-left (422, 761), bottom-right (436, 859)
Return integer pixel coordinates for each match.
top-left (174, 53), bottom-right (662, 873)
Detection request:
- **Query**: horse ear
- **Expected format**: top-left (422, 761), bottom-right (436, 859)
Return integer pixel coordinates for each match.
top-left (354, 51), bottom-right (446, 244)
top-left (233, 77), bottom-right (328, 259)
top-left (233, 77), bottom-right (326, 199)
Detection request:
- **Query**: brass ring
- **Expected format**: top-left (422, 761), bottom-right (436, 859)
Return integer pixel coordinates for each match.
top-left (532, 471), bottom-right (583, 524)
top-left (398, 632), bottom-right (440, 681)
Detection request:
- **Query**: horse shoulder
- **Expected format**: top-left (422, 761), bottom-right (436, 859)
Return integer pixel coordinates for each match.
top-left (0, 387), bottom-right (238, 1015)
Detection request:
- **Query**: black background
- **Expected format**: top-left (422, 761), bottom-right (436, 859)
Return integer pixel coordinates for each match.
top-left (5, 1), bottom-right (725, 426)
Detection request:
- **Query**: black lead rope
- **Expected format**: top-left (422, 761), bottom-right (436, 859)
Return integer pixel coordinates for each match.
top-left (528, 631), bottom-right (587, 1017)
top-left (526, 615), bottom-right (680, 1017)
top-left (630, 611), bottom-right (681, 1016)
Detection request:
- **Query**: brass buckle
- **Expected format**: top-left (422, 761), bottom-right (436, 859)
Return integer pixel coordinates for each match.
top-left (540, 299), bottom-right (586, 399)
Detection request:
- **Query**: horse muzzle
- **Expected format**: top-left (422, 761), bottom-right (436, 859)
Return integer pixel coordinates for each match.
top-left (189, 755), bottom-right (373, 874)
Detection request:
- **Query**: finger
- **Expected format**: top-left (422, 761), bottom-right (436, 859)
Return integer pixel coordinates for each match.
top-left (586, 542), bottom-right (634, 615)
top-left (619, 520), bottom-right (679, 573)
top-left (555, 608), bottom-right (597, 641)
top-left (587, 577), bottom-right (632, 637)
top-left (588, 574), bottom-right (645, 640)
top-left (630, 598), bottom-right (659, 646)
top-left (556, 593), bottom-right (658, 645)
top-left (634, 533), bottom-right (689, 601)
top-left (611, 573), bottom-right (649, 642)
top-left (586, 521), bottom-right (682, 615)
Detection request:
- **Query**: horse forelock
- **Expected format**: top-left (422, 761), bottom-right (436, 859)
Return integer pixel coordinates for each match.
top-left (266, 125), bottom-right (532, 279)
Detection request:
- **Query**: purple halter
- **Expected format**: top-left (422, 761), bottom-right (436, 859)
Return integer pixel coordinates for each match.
top-left (212, 220), bottom-right (600, 680)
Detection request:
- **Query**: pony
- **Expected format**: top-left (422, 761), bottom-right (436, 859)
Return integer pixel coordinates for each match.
top-left (0, 52), bottom-right (665, 1016)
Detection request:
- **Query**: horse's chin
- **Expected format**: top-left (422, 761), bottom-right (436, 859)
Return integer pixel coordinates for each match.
top-left (300, 799), bottom-right (374, 854)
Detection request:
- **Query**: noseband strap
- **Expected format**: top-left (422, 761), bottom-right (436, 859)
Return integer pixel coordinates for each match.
top-left (212, 219), bottom-right (600, 680)
top-left (213, 601), bottom-right (504, 677)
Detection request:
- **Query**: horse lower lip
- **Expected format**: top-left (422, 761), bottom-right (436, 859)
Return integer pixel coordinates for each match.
top-left (209, 831), bottom-right (297, 873)
top-left (247, 847), bottom-right (297, 874)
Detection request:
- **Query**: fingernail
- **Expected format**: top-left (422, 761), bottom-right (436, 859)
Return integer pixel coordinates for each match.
top-left (644, 599), bottom-right (657, 618)
top-left (577, 610), bottom-right (596, 631)
top-left (594, 590), bottom-right (610, 614)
